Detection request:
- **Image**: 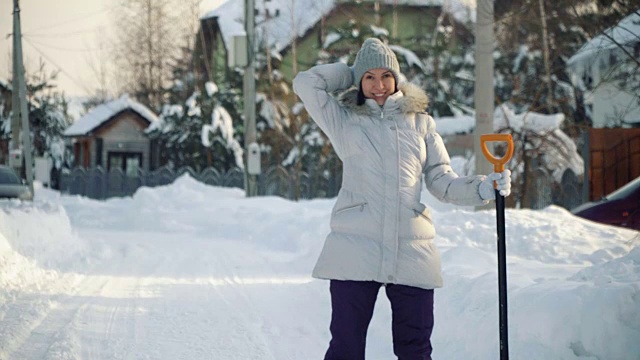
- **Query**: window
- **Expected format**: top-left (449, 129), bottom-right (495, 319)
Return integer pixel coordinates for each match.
top-left (95, 138), bottom-right (103, 166)
top-left (108, 152), bottom-right (142, 176)
top-left (125, 156), bottom-right (140, 176)
top-left (0, 169), bottom-right (20, 184)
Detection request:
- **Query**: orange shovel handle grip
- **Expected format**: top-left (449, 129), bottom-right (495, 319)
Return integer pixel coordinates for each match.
top-left (480, 134), bottom-right (514, 173)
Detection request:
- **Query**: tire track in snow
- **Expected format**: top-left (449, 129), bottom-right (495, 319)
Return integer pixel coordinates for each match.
top-left (5, 273), bottom-right (109, 360)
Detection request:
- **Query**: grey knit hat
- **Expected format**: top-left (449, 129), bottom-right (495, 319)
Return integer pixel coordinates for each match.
top-left (352, 38), bottom-right (400, 87)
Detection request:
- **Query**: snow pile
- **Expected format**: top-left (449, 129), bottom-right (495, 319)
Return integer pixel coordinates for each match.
top-left (0, 178), bottom-right (638, 359)
top-left (0, 201), bottom-right (91, 270)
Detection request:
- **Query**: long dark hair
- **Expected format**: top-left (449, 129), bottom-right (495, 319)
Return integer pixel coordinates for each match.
top-left (356, 81), bottom-right (399, 106)
top-left (357, 86), bottom-right (366, 106)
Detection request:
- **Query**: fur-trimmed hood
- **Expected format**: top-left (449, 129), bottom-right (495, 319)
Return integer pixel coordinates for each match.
top-left (338, 82), bottom-right (430, 116)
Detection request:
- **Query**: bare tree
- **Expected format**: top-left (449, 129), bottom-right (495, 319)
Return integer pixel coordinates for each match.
top-left (84, 27), bottom-right (113, 103)
top-left (179, 0), bottom-right (201, 51)
top-left (111, 0), bottom-right (200, 111)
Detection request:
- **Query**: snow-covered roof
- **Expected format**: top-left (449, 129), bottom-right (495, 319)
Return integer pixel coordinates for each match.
top-left (567, 9), bottom-right (640, 66)
top-left (354, 0), bottom-right (474, 23)
top-left (202, 0), bottom-right (335, 54)
top-left (202, 0), bottom-right (472, 55)
top-left (64, 94), bottom-right (158, 137)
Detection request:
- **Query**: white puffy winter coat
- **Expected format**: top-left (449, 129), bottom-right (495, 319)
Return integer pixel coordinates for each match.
top-left (293, 63), bottom-right (487, 289)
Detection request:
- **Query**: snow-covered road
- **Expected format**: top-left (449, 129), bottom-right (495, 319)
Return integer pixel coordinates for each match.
top-left (2, 226), bottom-right (334, 360)
top-left (1, 178), bottom-right (638, 359)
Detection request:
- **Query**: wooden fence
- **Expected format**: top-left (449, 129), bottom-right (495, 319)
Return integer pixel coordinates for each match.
top-left (59, 165), bottom-right (342, 201)
top-left (586, 128), bottom-right (640, 200)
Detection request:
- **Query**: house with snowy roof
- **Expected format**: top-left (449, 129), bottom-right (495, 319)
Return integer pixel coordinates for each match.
top-left (63, 95), bottom-right (159, 174)
top-left (566, 9), bottom-right (640, 128)
top-left (195, 0), bottom-right (471, 84)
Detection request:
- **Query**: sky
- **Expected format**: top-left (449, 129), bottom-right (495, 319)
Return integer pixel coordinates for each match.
top-left (1, 168), bottom-right (638, 359)
top-left (0, 0), bottom-right (225, 98)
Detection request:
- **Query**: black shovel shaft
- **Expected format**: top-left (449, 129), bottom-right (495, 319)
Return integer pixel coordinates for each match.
top-left (496, 189), bottom-right (509, 360)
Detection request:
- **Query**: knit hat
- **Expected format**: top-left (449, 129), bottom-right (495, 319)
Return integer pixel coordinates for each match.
top-left (352, 38), bottom-right (400, 87)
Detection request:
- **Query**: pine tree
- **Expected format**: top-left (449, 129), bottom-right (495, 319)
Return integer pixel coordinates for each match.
top-left (0, 60), bottom-right (73, 186)
top-left (147, 47), bottom-right (244, 172)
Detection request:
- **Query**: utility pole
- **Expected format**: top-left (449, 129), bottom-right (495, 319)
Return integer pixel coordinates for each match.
top-left (538, 0), bottom-right (553, 111)
top-left (11, 34), bottom-right (20, 155)
top-left (474, 0), bottom-right (495, 206)
top-left (11, 0), bottom-right (34, 196)
top-left (244, 0), bottom-right (259, 197)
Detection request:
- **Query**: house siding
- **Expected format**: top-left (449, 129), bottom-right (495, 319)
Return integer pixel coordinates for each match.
top-left (195, 17), bottom-right (228, 88)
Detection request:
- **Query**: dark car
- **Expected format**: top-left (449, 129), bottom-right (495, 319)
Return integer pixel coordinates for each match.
top-left (571, 176), bottom-right (640, 230)
top-left (0, 165), bottom-right (33, 201)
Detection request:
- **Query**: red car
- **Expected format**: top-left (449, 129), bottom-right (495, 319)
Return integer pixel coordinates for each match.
top-left (571, 176), bottom-right (640, 230)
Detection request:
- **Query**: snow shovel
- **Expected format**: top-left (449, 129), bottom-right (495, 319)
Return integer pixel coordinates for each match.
top-left (480, 134), bottom-right (515, 360)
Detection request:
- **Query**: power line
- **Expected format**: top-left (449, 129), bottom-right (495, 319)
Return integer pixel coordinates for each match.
top-left (23, 5), bottom-right (117, 34)
top-left (23, 35), bottom-right (117, 52)
top-left (22, 37), bottom-right (95, 96)
top-left (24, 27), bottom-right (103, 39)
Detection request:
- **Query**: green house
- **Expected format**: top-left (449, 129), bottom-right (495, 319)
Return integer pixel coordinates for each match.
top-left (195, 0), bottom-right (470, 85)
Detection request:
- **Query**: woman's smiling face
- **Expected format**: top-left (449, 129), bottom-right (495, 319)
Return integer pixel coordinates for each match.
top-left (361, 68), bottom-right (396, 106)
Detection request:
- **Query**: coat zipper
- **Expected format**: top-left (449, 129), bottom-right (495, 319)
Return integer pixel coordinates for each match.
top-left (334, 202), bottom-right (367, 215)
top-left (393, 117), bottom-right (401, 280)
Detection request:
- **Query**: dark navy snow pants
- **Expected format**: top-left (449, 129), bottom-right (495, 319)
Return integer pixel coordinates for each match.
top-left (324, 280), bottom-right (434, 360)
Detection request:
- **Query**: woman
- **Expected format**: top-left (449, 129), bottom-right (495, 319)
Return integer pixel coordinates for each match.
top-left (292, 38), bottom-right (511, 360)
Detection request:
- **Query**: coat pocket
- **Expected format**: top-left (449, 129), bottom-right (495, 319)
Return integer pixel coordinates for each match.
top-left (334, 202), bottom-right (368, 215)
top-left (412, 207), bottom-right (433, 225)
top-left (331, 202), bottom-right (370, 233)
top-left (399, 203), bottom-right (435, 240)
top-left (330, 189), bottom-right (374, 235)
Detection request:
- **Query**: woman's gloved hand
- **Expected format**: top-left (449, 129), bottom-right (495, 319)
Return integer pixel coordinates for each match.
top-left (479, 169), bottom-right (512, 201)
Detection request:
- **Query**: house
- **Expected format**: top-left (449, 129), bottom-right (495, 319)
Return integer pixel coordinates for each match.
top-left (63, 94), bottom-right (159, 175)
top-left (195, 0), bottom-right (470, 85)
top-left (195, 0), bottom-right (334, 87)
top-left (566, 9), bottom-right (640, 128)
